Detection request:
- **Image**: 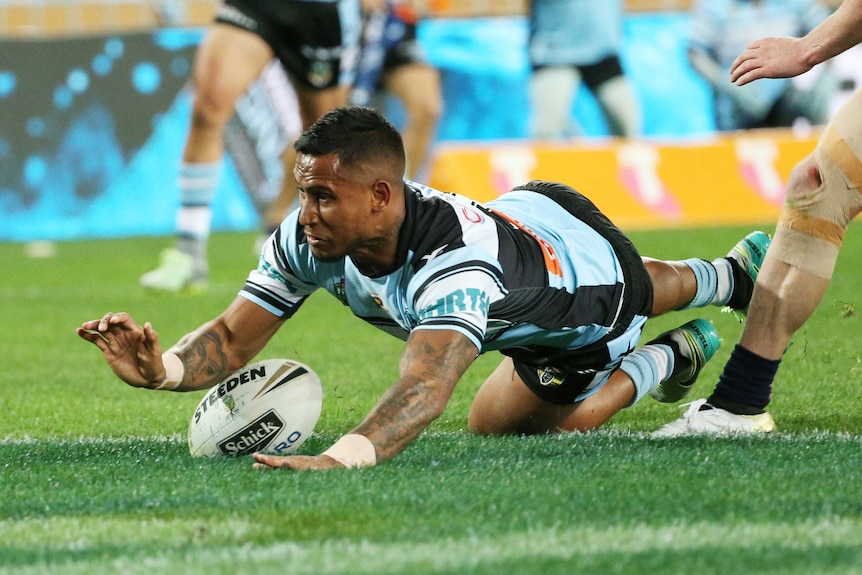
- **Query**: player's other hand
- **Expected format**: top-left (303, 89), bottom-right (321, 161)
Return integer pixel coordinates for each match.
top-left (77, 312), bottom-right (166, 388)
top-left (251, 452), bottom-right (345, 471)
top-left (730, 36), bottom-right (813, 85)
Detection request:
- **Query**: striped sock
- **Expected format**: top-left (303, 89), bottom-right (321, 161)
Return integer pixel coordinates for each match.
top-left (680, 258), bottom-right (717, 309)
top-left (620, 343), bottom-right (674, 406)
top-left (176, 161), bottom-right (221, 246)
top-left (680, 258), bottom-right (733, 309)
top-left (710, 258), bottom-right (734, 306)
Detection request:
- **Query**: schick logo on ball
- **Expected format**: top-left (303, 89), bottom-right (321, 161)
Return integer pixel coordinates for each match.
top-left (217, 410), bottom-right (285, 455)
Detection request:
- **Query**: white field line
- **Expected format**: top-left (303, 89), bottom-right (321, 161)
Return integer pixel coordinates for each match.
top-left (2, 429), bottom-right (862, 445)
top-left (2, 517), bottom-right (861, 575)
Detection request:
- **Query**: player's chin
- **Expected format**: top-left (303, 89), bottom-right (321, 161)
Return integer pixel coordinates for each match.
top-left (308, 244), bottom-right (345, 262)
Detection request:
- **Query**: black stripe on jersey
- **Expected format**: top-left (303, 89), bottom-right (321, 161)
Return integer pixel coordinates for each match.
top-left (419, 316), bottom-right (484, 343)
top-left (243, 281), bottom-right (306, 318)
top-left (402, 186), bottom-right (467, 274)
top-left (358, 316), bottom-right (409, 338)
top-left (411, 260), bottom-right (505, 309)
top-left (360, 316), bottom-right (402, 327)
top-left (490, 283), bottom-right (624, 330)
top-left (269, 225), bottom-right (296, 277)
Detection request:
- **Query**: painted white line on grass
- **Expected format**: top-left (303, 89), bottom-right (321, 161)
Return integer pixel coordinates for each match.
top-left (2, 429), bottom-right (862, 445)
top-left (2, 517), bottom-right (861, 575)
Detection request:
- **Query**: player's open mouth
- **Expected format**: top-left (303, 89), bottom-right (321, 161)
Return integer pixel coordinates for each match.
top-left (304, 233), bottom-right (325, 246)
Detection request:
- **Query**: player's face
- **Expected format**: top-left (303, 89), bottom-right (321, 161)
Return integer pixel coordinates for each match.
top-left (294, 152), bottom-right (377, 261)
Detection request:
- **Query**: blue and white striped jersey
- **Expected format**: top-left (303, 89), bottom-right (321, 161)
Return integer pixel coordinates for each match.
top-left (240, 182), bottom-right (642, 356)
top-left (528, 0), bottom-right (624, 67)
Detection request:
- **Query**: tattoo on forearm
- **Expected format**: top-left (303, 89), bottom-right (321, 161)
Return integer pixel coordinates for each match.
top-left (354, 332), bottom-right (474, 462)
top-left (181, 329), bottom-right (229, 389)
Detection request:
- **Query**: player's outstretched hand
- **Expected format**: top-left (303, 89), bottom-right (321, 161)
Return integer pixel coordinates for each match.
top-left (730, 36), bottom-right (814, 85)
top-left (76, 312), bottom-right (166, 388)
top-left (252, 452), bottom-right (345, 472)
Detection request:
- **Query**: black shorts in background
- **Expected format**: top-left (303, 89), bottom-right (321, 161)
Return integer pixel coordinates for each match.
top-left (216, 0), bottom-right (360, 89)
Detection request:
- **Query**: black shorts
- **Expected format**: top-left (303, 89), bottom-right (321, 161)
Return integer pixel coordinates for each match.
top-left (217, 0), bottom-right (361, 89)
top-left (501, 180), bottom-right (654, 405)
top-left (533, 54), bottom-right (624, 92)
top-left (381, 22), bottom-right (427, 76)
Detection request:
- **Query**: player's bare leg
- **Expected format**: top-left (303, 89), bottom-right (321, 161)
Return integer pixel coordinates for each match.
top-left (384, 62), bottom-right (441, 179)
top-left (141, 25), bottom-right (273, 293)
top-left (295, 84), bottom-right (350, 131)
top-left (642, 258), bottom-right (697, 315)
top-left (468, 358), bottom-right (590, 435)
top-left (738, 157), bottom-right (845, 360)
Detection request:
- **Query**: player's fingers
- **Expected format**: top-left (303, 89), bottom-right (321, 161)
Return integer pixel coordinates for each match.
top-left (109, 312), bottom-right (133, 327)
top-left (252, 453), bottom-right (284, 469)
top-left (79, 319), bottom-right (102, 330)
top-left (143, 322), bottom-right (161, 353)
top-left (77, 327), bottom-right (110, 346)
top-left (97, 312), bottom-right (115, 331)
top-left (730, 59), bottom-right (759, 85)
top-left (729, 55), bottom-right (745, 76)
top-left (77, 328), bottom-right (121, 360)
top-left (730, 49), bottom-right (756, 72)
top-left (733, 68), bottom-right (760, 86)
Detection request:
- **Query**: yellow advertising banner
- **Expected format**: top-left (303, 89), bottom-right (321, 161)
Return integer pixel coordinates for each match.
top-left (427, 129), bottom-right (819, 230)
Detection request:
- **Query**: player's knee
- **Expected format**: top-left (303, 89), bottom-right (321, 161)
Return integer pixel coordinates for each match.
top-left (468, 375), bottom-right (517, 436)
top-left (467, 402), bottom-right (496, 435)
top-left (771, 151), bottom-right (860, 280)
top-left (191, 91), bottom-right (236, 129)
top-left (784, 155), bottom-right (821, 204)
top-left (415, 96), bottom-right (442, 127)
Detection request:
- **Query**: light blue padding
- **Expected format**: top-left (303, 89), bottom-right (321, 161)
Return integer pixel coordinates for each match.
top-left (620, 344), bottom-right (673, 406)
top-left (180, 161), bottom-right (221, 207)
top-left (680, 258), bottom-right (716, 309)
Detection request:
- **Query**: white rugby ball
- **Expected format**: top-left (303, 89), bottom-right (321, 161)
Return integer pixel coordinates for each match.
top-left (187, 359), bottom-right (323, 458)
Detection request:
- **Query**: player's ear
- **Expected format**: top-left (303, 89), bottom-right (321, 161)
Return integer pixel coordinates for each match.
top-left (370, 179), bottom-right (392, 212)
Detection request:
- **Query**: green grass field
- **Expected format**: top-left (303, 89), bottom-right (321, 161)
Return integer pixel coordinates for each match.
top-left (2, 224), bottom-right (861, 574)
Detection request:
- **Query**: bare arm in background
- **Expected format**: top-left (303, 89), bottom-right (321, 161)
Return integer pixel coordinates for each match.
top-left (730, 0), bottom-right (862, 84)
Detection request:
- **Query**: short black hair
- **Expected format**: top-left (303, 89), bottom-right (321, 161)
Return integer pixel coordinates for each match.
top-left (294, 106), bottom-right (406, 174)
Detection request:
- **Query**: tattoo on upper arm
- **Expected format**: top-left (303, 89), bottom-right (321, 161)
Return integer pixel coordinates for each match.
top-left (181, 329), bottom-right (230, 389)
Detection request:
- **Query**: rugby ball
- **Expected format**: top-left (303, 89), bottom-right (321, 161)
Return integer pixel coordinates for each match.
top-left (187, 359), bottom-right (323, 458)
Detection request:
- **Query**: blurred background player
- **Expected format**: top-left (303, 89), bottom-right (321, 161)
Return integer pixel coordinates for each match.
top-left (687, 0), bottom-right (834, 132)
top-left (350, 0), bottom-right (441, 180)
top-left (527, 0), bottom-right (641, 139)
top-left (655, 0), bottom-right (862, 436)
top-left (140, 0), bottom-right (362, 293)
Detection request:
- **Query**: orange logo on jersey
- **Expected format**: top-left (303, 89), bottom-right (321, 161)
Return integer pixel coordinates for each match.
top-left (490, 209), bottom-right (562, 278)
